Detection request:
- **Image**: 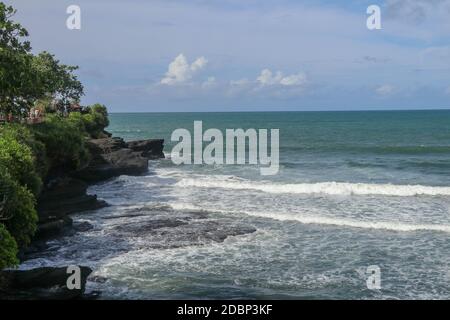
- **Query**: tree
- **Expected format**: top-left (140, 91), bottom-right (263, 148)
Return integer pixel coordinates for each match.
top-left (32, 52), bottom-right (84, 113)
top-left (0, 3), bottom-right (84, 119)
top-left (0, 167), bottom-right (37, 248)
top-left (0, 223), bottom-right (18, 269)
top-left (0, 3), bottom-right (37, 117)
top-left (0, 128), bottom-right (42, 196)
top-left (0, 3), bottom-right (30, 53)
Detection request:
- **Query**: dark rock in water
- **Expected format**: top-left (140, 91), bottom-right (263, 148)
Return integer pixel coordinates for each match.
top-left (140, 220), bottom-right (257, 249)
top-left (74, 137), bottom-right (163, 183)
top-left (104, 130), bottom-right (112, 137)
top-left (73, 221), bottom-right (94, 233)
top-left (38, 178), bottom-right (107, 218)
top-left (127, 139), bottom-right (165, 159)
top-left (84, 290), bottom-right (102, 299)
top-left (105, 206), bottom-right (257, 249)
top-left (36, 178), bottom-right (106, 239)
top-left (19, 240), bottom-right (50, 260)
top-left (113, 219), bottom-right (189, 236)
top-left (36, 216), bottom-right (73, 238)
top-left (103, 148), bottom-right (149, 174)
top-left (200, 222), bottom-right (257, 243)
top-left (90, 275), bottom-right (108, 284)
top-left (0, 266), bottom-right (92, 300)
top-left (184, 211), bottom-right (209, 220)
top-left (102, 212), bottom-right (150, 220)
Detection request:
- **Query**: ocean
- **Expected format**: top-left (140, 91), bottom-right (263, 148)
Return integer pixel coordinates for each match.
top-left (21, 110), bottom-right (450, 299)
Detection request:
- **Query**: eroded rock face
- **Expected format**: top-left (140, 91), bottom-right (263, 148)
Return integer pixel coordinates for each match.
top-left (127, 139), bottom-right (165, 159)
top-left (74, 137), bottom-right (164, 183)
top-left (36, 178), bottom-right (107, 238)
top-left (17, 135), bottom-right (167, 299)
top-left (32, 136), bottom-right (165, 255)
top-left (102, 206), bottom-right (257, 250)
top-left (0, 266), bottom-right (92, 300)
top-left (90, 137), bottom-right (128, 153)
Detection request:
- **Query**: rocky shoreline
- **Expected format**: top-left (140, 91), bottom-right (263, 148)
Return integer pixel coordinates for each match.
top-left (0, 135), bottom-right (164, 300)
top-left (35, 136), bottom-right (164, 239)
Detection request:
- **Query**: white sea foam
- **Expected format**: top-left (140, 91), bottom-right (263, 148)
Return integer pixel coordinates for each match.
top-left (169, 203), bottom-right (450, 233)
top-left (247, 211), bottom-right (450, 233)
top-left (174, 178), bottom-right (450, 197)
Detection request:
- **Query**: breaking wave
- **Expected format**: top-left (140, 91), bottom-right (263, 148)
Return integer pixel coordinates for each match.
top-left (169, 203), bottom-right (450, 233)
top-left (175, 177), bottom-right (450, 197)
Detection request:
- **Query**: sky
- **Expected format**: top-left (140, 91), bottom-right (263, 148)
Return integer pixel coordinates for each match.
top-left (6, 0), bottom-right (450, 112)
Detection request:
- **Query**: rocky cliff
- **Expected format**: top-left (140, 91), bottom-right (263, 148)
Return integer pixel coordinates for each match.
top-left (5, 136), bottom-right (165, 299)
top-left (35, 136), bottom-right (164, 238)
top-left (0, 266), bottom-right (93, 300)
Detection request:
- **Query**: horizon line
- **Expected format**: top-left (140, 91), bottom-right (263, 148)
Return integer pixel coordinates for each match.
top-left (108, 108), bottom-right (450, 114)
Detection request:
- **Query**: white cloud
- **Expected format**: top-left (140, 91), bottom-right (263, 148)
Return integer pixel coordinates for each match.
top-left (256, 69), bottom-right (307, 87)
top-left (161, 54), bottom-right (208, 85)
top-left (226, 70), bottom-right (309, 98)
top-left (375, 85), bottom-right (395, 96)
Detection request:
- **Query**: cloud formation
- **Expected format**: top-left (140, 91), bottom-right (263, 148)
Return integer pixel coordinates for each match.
top-left (11, 0), bottom-right (450, 111)
top-left (256, 69), bottom-right (307, 87)
top-left (376, 85), bottom-right (395, 96)
top-left (161, 54), bottom-right (208, 85)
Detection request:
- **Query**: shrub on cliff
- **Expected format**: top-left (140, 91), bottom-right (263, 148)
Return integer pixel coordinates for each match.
top-left (0, 167), bottom-right (37, 249)
top-left (0, 126), bottom-right (40, 269)
top-left (0, 127), bottom-right (42, 196)
top-left (89, 104), bottom-right (109, 131)
top-left (31, 115), bottom-right (90, 174)
top-left (3, 185), bottom-right (37, 248)
top-left (0, 124), bottom-right (48, 184)
top-left (0, 224), bottom-right (18, 269)
top-left (67, 104), bottom-right (109, 139)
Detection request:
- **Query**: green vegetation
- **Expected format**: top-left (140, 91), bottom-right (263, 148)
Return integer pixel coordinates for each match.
top-left (0, 107), bottom-right (109, 269)
top-left (0, 223), bottom-right (18, 270)
top-left (0, 126), bottom-right (42, 196)
top-left (0, 168), bottom-right (37, 248)
top-left (32, 115), bottom-right (90, 174)
top-left (0, 3), bottom-right (110, 270)
top-left (0, 3), bottom-right (84, 118)
top-left (80, 104), bottom-right (110, 138)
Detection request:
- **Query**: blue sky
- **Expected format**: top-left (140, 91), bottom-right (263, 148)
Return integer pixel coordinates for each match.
top-left (7, 0), bottom-right (450, 112)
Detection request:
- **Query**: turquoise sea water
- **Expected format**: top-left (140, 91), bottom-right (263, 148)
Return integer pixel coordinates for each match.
top-left (23, 110), bottom-right (450, 299)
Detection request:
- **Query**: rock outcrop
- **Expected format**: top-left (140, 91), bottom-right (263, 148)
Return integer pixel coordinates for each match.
top-left (36, 177), bottom-right (107, 238)
top-left (0, 266), bottom-right (92, 300)
top-left (127, 139), bottom-right (165, 159)
top-left (19, 135), bottom-right (165, 299)
top-left (36, 136), bottom-right (165, 237)
top-left (74, 137), bottom-right (164, 183)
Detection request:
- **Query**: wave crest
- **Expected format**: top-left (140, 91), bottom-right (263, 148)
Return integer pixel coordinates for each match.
top-left (175, 178), bottom-right (450, 197)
